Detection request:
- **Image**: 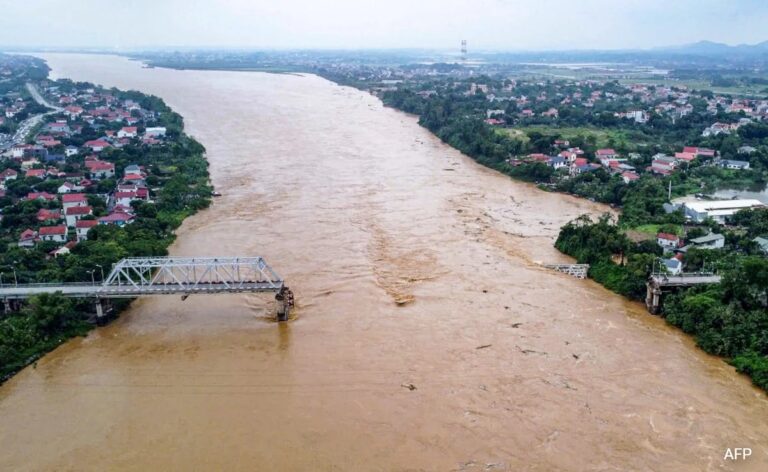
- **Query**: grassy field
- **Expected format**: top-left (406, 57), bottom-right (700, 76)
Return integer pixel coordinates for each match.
top-left (507, 65), bottom-right (768, 97)
top-left (618, 77), bottom-right (768, 98)
top-left (499, 125), bottom-right (646, 148)
top-left (632, 223), bottom-right (683, 235)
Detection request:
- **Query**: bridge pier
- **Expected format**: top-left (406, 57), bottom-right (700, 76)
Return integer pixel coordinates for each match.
top-left (646, 284), bottom-right (662, 314)
top-left (275, 286), bottom-right (295, 322)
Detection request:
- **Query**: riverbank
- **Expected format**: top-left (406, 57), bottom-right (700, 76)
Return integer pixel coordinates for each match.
top-left (0, 55), bottom-right (211, 383)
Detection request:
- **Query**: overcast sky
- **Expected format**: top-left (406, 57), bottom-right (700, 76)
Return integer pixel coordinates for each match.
top-left (1, 0), bottom-right (767, 51)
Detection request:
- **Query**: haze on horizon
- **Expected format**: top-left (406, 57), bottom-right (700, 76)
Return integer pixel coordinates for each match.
top-left (0, 0), bottom-right (767, 51)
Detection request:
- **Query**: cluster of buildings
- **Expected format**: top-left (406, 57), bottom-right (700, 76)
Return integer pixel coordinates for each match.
top-left (1, 84), bottom-right (167, 255)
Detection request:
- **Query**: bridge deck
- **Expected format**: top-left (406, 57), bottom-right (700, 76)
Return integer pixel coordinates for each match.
top-left (0, 256), bottom-right (286, 300)
top-left (0, 281), bottom-right (283, 299)
top-left (649, 274), bottom-right (722, 287)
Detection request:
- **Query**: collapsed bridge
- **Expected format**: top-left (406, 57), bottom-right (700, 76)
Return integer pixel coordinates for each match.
top-left (0, 256), bottom-right (295, 321)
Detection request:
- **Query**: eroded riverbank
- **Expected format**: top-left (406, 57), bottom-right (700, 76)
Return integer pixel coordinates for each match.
top-left (0, 54), bottom-right (766, 471)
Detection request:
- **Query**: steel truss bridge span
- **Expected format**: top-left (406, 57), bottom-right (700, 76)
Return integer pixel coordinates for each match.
top-left (0, 256), bottom-right (294, 320)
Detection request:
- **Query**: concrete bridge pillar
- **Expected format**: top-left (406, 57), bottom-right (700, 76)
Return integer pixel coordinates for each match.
top-left (275, 287), bottom-right (295, 322)
top-left (646, 284), bottom-right (662, 314)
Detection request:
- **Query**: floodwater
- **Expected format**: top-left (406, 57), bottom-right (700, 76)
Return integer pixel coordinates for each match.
top-left (0, 54), bottom-right (766, 471)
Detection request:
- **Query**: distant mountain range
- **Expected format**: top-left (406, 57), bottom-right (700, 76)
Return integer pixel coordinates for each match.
top-left (659, 40), bottom-right (768, 56)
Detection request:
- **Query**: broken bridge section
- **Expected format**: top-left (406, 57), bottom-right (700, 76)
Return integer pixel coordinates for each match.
top-left (543, 263), bottom-right (590, 279)
top-left (0, 256), bottom-right (294, 321)
top-left (645, 273), bottom-right (721, 314)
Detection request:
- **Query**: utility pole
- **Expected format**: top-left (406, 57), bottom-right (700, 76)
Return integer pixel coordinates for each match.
top-left (668, 180), bottom-right (672, 201)
top-left (461, 40), bottom-right (467, 62)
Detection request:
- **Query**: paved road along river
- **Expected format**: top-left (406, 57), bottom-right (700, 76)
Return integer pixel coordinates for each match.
top-left (0, 54), bottom-right (766, 471)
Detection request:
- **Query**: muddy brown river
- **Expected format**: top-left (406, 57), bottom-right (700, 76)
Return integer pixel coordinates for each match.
top-left (0, 54), bottom-right (766, 471)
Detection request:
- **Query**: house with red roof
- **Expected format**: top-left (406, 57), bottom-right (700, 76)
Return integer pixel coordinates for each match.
top-left (25, 168), bottom-right (47, 179)
top-left (84, 160), bottom-right (115, 179)
top-left (596, 148), bottom-right (618, 159)
top-left (674, 152), bottom-right (697, 162)
top-left (62, 193), bottom-right (88, 210)
top-left (65, 205), bottom-right (93, 227)
top-left (27, 191), bottom-right (57, 202)
top-left (621, 171), bottom-right (640, 184)
top-left (37, 208), bottom-right (61, 222)
top-left (657, 233), bottom-right (681, 251)
top-left (75, 219), bottom-right (99, 241)
top-left (58, 181), bottom-right (77, 194)
top-left (122, 173), bottom-right (146, 186)
top-left (84, 139), bottom-right (111, 152)
top-left (117, 126), bottom-right (138, 138)
top-left (18, 229), bottom-right (37, 248)
top-left (0, 168), bottom-right (18, 182)
top-left (49, 241), bottom-right (78, 258)
top-left (38, 225), bottom-right (67, 243)
top-left (98, 212), bottom-right (135, 227)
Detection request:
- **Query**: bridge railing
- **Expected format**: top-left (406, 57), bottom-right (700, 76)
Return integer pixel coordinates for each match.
top-left (0, 282), bottom-right (98, 289)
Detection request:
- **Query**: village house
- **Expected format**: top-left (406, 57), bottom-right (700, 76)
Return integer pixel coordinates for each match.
top-left (58, 181), bottom-right (78, 194)
top-left (17, 229), bottom-right (37, 248)
top-left (122, 172), bottom-right (146, 187)
top-left (596, 148), bottom-right (618, 160)
top-left (753, 236), bottom-right (768, 254)
top-left (50, 241), bottom-right (77, 258)
top-left (657, 233), bottom-right (680, 251)
top-left (27, 191), bottom-right (57, 202)
top-left (689, 232), bottom-right (725, 249)
top-left (38, 225), bottom-right (67, 243)
top-left (84, 139), bottom-right (111, 152)
top-left (85, 160), bottom-right (115, 179)
top-left (719, 159), bottom-right (750, 170)
top-left (75, 219), bottom-right (98, 241)
top-left (62, 193), bottom-right (89, 210)
top-left (621, 171), bottom-right (640, 184)
top-left (65, 205), bottom-right (93, 227)
top-left (36, 208), bottom-right (61, 222)
top-left (117, 126), bottom-right (138, 138)
top-left (547, 156), bottom-right (568, 170)
top-left (144, 127), bottom-right (166, 137)
top-left (663, 257), bottom-right (683, 275)
top-left (0, 168), bottom-right (18, 182)
top-left (25, 168), bottom-right (47, 179)
top-left (98, 211), bottom-right (135, 227)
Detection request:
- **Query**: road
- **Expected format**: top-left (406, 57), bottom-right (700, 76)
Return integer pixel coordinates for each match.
top-left (0, 83), bottom-right (62, 151)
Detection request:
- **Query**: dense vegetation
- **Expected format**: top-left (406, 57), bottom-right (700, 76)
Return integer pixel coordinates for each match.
top-left (556, 212), bottom-right (768, 391)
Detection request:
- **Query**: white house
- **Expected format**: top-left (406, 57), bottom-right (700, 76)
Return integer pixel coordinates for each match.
top-left (117, 126), bottom-right (138, 138)
top-left (65, 206), bottom-right (93, 227)
top-left (719, 159), bottom-right (750, 170)
top-left (144, 127), bottom-right (167, 137)
top-left (663, 258), bottom-right (683, 275)
top-left (62, 193), bottom-right (89, 210)
top-left (656, 233), bottom-right (680, 250)
top-left (689, 232), bottom-right (725, 249)
top-left (75, 219), bottom-right (98, 241)
top-left (38, 225), bottom-right (67, 243)
top-left (64, 146), bottom-right (79, 157)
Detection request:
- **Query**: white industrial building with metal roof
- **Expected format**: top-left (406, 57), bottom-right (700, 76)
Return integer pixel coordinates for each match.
top-left (682, 199), bottom-right (764, 223)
